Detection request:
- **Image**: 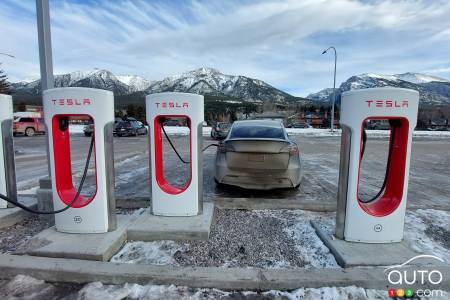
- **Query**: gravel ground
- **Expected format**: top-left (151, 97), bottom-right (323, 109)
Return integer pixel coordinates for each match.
top-left (0, 216), bottom-right (52, 254)
top-left (112, 209), bottom-right (337, 269)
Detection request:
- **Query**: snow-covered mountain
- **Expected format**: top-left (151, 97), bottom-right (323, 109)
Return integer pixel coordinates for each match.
top-left (116, 75), bottom-right (153, 93)
top-left (145, 67), bottom-right (293, 103)
top-left (307, 72), bottom-right (450, 107)
top-left (11, 67), bottom-right (296, 103)
top-left (12, 69), bottom-right (131, 96)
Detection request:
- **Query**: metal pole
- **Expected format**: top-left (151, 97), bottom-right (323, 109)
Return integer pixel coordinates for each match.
top-left (36, 0), bottom-right (53, 179)
top-left (0, 53), bottom-right (15, 58)
top-left (36, 0), bottom-right (54, 90)
top-left (322, 46), bottom-right (337, 132)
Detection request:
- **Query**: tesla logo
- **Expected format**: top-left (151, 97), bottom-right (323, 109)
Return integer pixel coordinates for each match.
top-left (366, 100), bottom-right (409, 108)
top-left (52, 98), bottom-right (92, 106)
top-left (74, 216), bottom-right (82, 223)
top-left (155, 102), bottom-right (189, 109)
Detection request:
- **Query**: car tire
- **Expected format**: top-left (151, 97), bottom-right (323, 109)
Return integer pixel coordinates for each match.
top-left (25, 127), bottom-right (35, 137)
top-left (84, 132), bottom-right (92, 137)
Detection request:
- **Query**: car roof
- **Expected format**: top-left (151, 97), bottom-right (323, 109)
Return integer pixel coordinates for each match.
top-left (233, 120), bottom-right (283, 127)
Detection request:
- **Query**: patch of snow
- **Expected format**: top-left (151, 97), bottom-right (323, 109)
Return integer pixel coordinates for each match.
top-left (284, 128), bottom-right (450, 138)
top-left (17, 186), bottom-right (38, 195)
top-left (76, 281), bottom-right (391, 300)
top-left (110, 241), bottom-right (185, 265)
top-left (283, 212), bottom-right (338, 268)
top-left (3, 275), bottom-right (55, 299)
top-left (404, 209), bottom-right (450, 263)
top-left (69, 124), bottom-right (86, 134)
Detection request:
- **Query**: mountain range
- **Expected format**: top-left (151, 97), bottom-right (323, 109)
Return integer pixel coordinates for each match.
top-left (10, 68), bottom-right (450, 108)
top-left (307, 72), bottom-right (450, 107)
top-left (11, 67), bottom-right (307, 106)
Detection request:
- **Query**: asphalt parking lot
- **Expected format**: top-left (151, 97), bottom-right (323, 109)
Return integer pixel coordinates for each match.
top-left (13, 132), bottom-right (450, 210)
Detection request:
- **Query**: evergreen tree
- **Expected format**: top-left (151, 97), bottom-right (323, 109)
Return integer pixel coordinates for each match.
top-left (0, 64), bottom-right (10, 94)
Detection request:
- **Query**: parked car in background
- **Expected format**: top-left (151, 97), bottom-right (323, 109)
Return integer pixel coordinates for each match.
top-left (116, 119), bottom-right (148, 137)
top-left (83, 123), bottom-right (94, 137)
top-left (163, 119), bottom-right (183, 126)
top-left (287, 122), bottom-right (312, 129)
top-left (367, 121), bottom-right (390, 130)
top-left (211, 122), bottom-right (231, 140)
top-left (13, 117), bottom-right (46, 137)
top-left (214, 120), bottom-right (302, 190)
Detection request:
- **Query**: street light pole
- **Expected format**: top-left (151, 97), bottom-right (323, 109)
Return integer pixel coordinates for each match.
top-left (322, 46), bottom-right (337, 133)
top-left (0, 53), bottom-right (15, 59)
top-left (36, 0), bottom-right (54, 90)
top-left (36, 0), bottom-right (55, 218)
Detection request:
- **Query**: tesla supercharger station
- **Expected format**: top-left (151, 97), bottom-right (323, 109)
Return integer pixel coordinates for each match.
top-left (336, 87), bottom-right (419, 243)
top-left (0, 94), bottom-right (17, 208)
top-left (146, 92), bottom-right (204, 216)
top-left (44, 87), bottom-right (116, 233)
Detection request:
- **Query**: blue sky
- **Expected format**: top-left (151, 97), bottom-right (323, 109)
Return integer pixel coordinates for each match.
top-left (1, 0), bottom-right (450, 96)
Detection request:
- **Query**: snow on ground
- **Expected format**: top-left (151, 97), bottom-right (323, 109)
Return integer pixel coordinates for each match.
top-left (282, 211), bottom-right (337, 268)
top-left (4, 275), bottom-right (448, 299)
top-left (70, 124), bottom-right (450, 137)
top-left (77, 281), bottom-right (391, 300)
top-left (317, 209), bottom-right (450, 263)
top-left (69, 124), bottom-right (86, 133)
top-left (404, 209), bottom-right (450, 263)
top-left (111, 241), bottom-right (186, 265)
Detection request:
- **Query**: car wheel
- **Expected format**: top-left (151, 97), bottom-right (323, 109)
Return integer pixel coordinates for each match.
top-left (25, 127), bottom-right (35, 137)
top-left (84, 132), bottom-right (92, 137)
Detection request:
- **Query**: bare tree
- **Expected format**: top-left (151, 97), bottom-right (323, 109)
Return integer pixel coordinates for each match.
top-left (0, 64), bottom-right (11, 94)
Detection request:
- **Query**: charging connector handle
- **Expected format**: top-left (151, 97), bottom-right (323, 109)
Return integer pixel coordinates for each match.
top-left (0, 135), bottom-right (95, 214)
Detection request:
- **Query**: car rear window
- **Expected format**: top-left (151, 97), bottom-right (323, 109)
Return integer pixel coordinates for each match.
top-left (19, 118), bottom-right (34, 122)
top-left (218, 123), bottom-right (230, 129)
top-left (229, 124), bottom-right (285, 139)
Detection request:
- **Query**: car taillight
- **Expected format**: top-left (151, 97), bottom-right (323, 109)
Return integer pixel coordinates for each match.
top-left (218, 143), bottom-right (235, 153)
top-left (281, 144), bottom-right (300, 156)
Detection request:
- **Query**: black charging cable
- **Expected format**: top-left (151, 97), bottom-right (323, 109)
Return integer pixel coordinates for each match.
top-left (0, 135), bottom-right (95, 214)
top-left (359, 120), bottom-right (400, 203)
top-left (159, 121), bottom-right (219, 164)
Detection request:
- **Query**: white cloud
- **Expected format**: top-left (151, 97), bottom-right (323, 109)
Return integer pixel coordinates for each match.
top-left (1, 0), bottom-right (450, 96)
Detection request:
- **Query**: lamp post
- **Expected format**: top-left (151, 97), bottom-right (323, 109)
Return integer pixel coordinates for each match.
top-left (322, 46), bottom-right (337, 132)
top-left (0, 53), bottom-right (15, 59)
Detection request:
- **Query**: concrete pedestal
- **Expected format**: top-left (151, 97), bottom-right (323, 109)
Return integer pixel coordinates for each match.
top-left (310, 220), bottom-right (421, 268)
top-left (127, 202), bottom-right (215, 241)
top-left (27, 215), bottom-right (133, 261)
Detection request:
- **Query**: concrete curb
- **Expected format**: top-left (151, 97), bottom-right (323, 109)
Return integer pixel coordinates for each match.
top-left (0, 254), bottom-right (449, 291)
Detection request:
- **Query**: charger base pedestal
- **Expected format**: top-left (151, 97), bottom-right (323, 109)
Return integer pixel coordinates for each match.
top-left (127, 202), bottom-right (215, 241)
top-left (311, 220), bottom-right (420, 268)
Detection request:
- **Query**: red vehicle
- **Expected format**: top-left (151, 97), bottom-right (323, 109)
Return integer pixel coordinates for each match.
top-left (13, 117), bottom-right (46, 137)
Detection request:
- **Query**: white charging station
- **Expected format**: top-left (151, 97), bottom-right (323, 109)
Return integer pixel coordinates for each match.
top-left (43, 87), bottom-right (116, 233)
top-left (0, 94), bottom-right (17, 208)
top-left (336, 87), bottom-right (419, 243)
top-left (146, 92), bottom-right (204, 216)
